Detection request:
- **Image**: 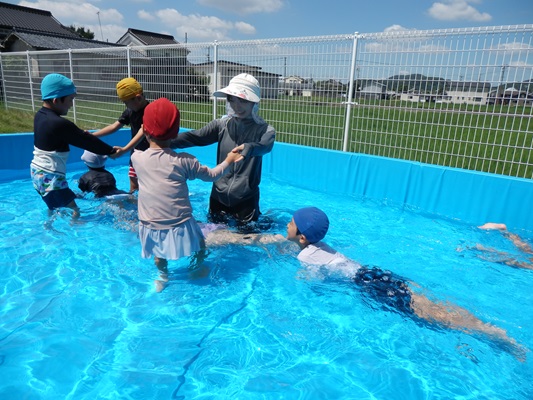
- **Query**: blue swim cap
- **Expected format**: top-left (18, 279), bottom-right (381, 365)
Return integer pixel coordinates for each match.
top-left (293, 207), bottom-right (329, 244)
top-left (41, 73), bottom-right (76, 100)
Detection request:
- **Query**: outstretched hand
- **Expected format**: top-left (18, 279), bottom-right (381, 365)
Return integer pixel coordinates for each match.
top-left (109, 146), bottom-right (126, 159)
top-left (478, 222), bottom-right (507, 231)
top-left (225, 150), bottom-right (243, 164)
top-left (230, 144), bottom-right (245, 162)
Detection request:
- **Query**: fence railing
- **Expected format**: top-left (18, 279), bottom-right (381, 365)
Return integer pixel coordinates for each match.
top-left (1, 25), bottom-right (532, 178)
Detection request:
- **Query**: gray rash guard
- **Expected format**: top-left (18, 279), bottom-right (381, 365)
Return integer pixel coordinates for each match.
top-left (169, 116), bottom-right (275, 208)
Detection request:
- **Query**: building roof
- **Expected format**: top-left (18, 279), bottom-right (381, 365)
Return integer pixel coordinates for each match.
top-left (193, 60), bottom-right (264, 70)
top-left (117, 28), bottom-right (179, 46)
top-left (448, 81), bottom-right (492, 92)
top-left (0, 1), bottom-right (78, 38)
top-left (2, 30), bottom-right (122, 51)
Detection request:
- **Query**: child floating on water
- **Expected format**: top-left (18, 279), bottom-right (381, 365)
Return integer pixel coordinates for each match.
top-left (204, 207), bottom-right (528, 362)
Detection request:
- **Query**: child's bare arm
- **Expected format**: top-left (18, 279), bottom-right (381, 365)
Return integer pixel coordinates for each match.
top-left (120, 126), bottom-right (146, 153)
top-left (92, 121), bottom-right (123, 137)
top-left (224, 150), bottom-right (243, 164)
top-left (205, 230), bottom-right (285, 246)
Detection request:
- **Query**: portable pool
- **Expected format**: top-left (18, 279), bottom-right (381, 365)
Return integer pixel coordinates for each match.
top-left (0, 133), bottom-right (532, 399)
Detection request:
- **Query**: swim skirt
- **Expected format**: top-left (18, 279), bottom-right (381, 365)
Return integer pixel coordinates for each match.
top-left (138, 218), bottom-right (206, 260)
top-left (352, 266), bottom-right (413, 315)
top-left (31, 166), bottom-right (76, 209)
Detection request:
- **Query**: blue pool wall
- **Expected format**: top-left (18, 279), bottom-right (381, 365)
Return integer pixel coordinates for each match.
top-left (2, 128), bottom-right (532, 232)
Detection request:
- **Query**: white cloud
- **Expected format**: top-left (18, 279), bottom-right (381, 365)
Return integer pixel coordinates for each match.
top-left (234, 21), bottom-right (256, 35)
top-left (17, 1), bottom-right (258, 42)
top-left (18, 1), bottom-right (125, 42)
top-left (384, 25), bottom-right (411, 33)
top-left (137, 9), bottom-right (156, 21)
top-left (428, 0), bottom-right (492, 22)
top-left (508, 60), bottom-right (532, 68)
top-left (18, 1), bottom-right (123, 25)
top-left (140, 8), bottom-right (257, 41)
top-left (197, 0), bottom-right (284, 15)
top-left (493, 42), bottom-right (533, 56)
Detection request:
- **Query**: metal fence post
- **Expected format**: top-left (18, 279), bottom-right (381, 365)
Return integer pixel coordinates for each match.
top-left (127, 46), bottom-right (131, 77)
top-left (67, 49), bottom-right (77, 123)
top-left (26, 51), bottom-right (36, 112)
top-left (342, 33), bottom-right (359, 153)
top-left (0, 53), bottom-right (7, 109)
top-left (212, 40), bottom-right (219, 120)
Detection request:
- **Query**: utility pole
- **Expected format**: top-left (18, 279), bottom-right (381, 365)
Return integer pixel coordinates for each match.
top-left (500, 65), bottom-right (507, 84)
top-left (97, 11), bottom-right (104, 41)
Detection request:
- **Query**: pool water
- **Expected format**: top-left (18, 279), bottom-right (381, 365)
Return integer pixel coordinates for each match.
top-left (0, 165), bottom-right (532, 399)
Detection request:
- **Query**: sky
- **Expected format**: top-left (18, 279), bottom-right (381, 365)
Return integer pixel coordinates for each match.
top-left (6, 0), bottom-right (533, 44)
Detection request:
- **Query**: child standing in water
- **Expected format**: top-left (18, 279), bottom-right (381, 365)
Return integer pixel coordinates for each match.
top-left (31, 73), bottom-right (118, 217)
top-left (131, 98), bottom-right (241, 292)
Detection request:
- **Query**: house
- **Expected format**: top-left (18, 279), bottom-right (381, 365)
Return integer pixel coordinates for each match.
top-left (190, 60), bottom-right (280, 99)
top-left (0, 1), bottom-right (124, 99)
top-left (0, 2), bottom-right (195, 101)
top-left (1, 1), bottom-right (76, 46)
top-left (487, 86), bottom-right (533, 106)
top-left (399, 90), bottom-right (422, 102)
top-left (357, 81), bottom-right (387, 100)
top-left (117, 28), bottom-right (190, 101)
top-left (117, 28), bottom-right (179, 47)
top-left (446, 81), bottom-right (492, 105)
top-left (0, 1), bottom-right (120, 52)
top-left (280, 76), bottom-right (314, 97)
top-left (314, 79), bottom-right (346, 98)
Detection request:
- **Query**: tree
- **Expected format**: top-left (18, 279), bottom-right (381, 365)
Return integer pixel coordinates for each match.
top-left (67, 25), bottom-right (95, 40)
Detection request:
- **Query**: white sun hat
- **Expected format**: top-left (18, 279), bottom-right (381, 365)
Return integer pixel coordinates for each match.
top-left (81, 150), bottom-right (107, 169)
top-left (214, 73), bottom-right (261, 103)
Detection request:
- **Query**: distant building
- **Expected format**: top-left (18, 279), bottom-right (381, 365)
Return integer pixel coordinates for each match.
top-left (0, 1), bottom-right (123, 99)
top-left (191, 60), bottom-right (280, 99)
top-left (117, 28), bottom-right (179, 47)
top-left (117, 28), bottom-right (189, 101)
top-left (0, 1), bottom-right (120, 52)
top-left (280, 76), bottom-right (314, 97)
top-left (487, 87), bottom-right (533, 106)
top-left (446, 81), bottom-right (492, 105)
top-left (357, 81), bottom-right (387, 100)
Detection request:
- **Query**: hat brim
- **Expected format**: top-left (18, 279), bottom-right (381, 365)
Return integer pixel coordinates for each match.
top-left (214, 87), bottom-right (260, 103)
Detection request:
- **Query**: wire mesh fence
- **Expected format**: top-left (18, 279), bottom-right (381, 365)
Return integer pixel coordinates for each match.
top-left (1, 25), bottom-right (532, 178)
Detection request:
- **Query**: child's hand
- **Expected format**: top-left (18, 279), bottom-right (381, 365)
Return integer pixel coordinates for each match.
top-left (478, 223), bottom-right (507, 231)
top-left (227, 144), bottom-right (245, 162)
top-left (225, 150), bottom-right (243, 163)
top-left (232, 144), bottom-right (245, 154)
top-left (109, 146), bottom-right (125, 159)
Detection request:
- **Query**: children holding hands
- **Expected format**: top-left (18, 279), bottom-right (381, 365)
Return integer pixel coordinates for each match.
top-left (131, 97), bottom-right (242, 292)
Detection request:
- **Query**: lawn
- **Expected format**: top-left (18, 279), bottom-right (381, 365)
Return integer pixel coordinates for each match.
top-left (2, 97), bottom-right (532, 178)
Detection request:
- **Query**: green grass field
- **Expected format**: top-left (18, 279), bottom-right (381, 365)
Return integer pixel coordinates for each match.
top-left (2, 97), bottom-right (532, 178)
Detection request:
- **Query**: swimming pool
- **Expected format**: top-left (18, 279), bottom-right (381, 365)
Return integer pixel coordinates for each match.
top-left (0, 164), bottom-right (532, 399)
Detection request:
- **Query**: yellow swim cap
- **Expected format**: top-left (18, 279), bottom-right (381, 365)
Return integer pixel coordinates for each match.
top-left (116, 77), bottom-right (143, 101)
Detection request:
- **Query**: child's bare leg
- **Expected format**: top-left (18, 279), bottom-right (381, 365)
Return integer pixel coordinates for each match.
top-left (129, 176), bottom-right (139, 193)
top-left (410, 293), bottom-right (527, 361)
top-left (187, 248), bottom-right (211, 279)
top-left (67, 200), bottom-right (80, 219)
top-left (504, 232), bottom-right (533, 254)
top-left (154, 257), bottom-right (168, 292)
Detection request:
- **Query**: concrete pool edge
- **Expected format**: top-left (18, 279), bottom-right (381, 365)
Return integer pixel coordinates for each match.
top-left (2, 128), bottom-right (532, 232)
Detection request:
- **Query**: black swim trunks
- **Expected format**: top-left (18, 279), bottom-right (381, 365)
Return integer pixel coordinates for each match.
top-left (353, 266), bottom-right (413, 315)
